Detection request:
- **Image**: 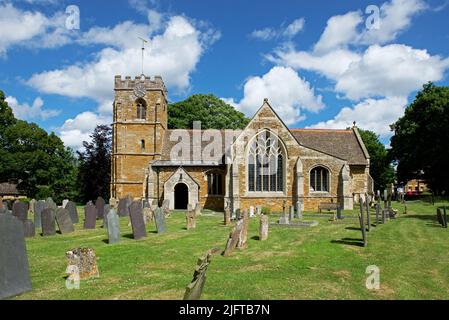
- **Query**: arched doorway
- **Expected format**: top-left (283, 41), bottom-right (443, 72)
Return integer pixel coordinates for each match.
top-left (174, 183), bottom-right (189, 209)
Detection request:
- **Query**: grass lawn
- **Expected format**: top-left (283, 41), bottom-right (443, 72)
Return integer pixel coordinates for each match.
top-left (17, 200), bottom-right (449, 300)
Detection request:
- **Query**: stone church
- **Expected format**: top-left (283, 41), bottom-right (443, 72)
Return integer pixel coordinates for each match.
top-left (110, 75), bottom-right (373, 213)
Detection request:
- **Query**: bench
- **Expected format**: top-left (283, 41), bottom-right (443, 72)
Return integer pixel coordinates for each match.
top-left (318, 202), bottom-right (340, 213)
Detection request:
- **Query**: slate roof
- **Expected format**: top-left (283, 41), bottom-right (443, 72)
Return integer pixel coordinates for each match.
top-left (155, 128), bottom-right (369, 166)
top-left (290, 128), bottom-right (369, 165)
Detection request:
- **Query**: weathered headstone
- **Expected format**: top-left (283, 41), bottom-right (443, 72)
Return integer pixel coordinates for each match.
top-left (256, 205), bottom-right (262, 216)
top-left (45, 197), bottom-right (57, 210)
top-left (223, 219), bottom-right (244, 256)
top-left (12, 201), bottom-right (28, 221)
top-left (224, 207), bottom-right (231, 225)
top-left (365, 194), bottom-right (371, 232)
top-left (118, 198), bottom-right (129, 217)
top-left (183, 252), bottom-right (212, 300)
top-left (154, 207), bottom-right (166, 234)
top-left (359, 198), bottom-right (367, 247)
top-left (278, 210), bottom-right (289, 225)
top-left (34, 200), bottom-right (45, 229)
top-left (95, 197), bottom-right (105, 219)
top-left (0, 214), bottom-right (32, 299)
top-left (236, 210), bottom-right (249, 249)
top-left (107, 210), bottom-right (120, 244)
top-left (65, 201), bottom-right (79, 224)
top-left (129, 201), bottom-right (147, 240)
top-left (259, 214), bottom-right (269, 241)
top-left (23, 219), bottom-right (35, 238)
top-left (162, 199), bottom-right (170, 217)
top-left (186, 210), bottom-right (196, 230)
top-left (41, 208), bottom-right (56, 236)
top-left (102, 204), bottom-right (111, 229)
top-left (109, 197), bottom-right (118, 209)
top-left (29, 199), bottom-right (36, 214)
top-left (194, 202), bottom-right (201, 217)
top-left (62, 199), bottom-right (69, 208)
top-left (143, 207), bottom-right (153, 225)
top-left (55, 207), bottom-right (75, 234)
top-left (83, 203), bottom-right (97, 229)
top-left (289, 206), bottom-right (294, 221)
top-left (65, 248), bottom-right (99, 280)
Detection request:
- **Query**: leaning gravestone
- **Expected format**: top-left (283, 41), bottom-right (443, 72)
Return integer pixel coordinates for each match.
top-left (223, 219), bottom-right (244, 256)
top-left (107, 210), bottom-right (120, 244)
top-left (12, 201), bottom-right (28, 221)
top-left (118, 198), bottom-right (129, 217)
top-left (66, 248), bottom-right (99, 280)
top-left (65, 201), bottom-right (79, 224)
top-left (55, 208), bottom-right (75, 234)
top-left (259, 215), bottom-right (269, 241)
top-left (83, 203), bottom-right (97, 229)
top-left (0, 214), bottom-right (32, 299)
top-left (41, 208), bottom-right (56, 236)
top-left (23, 219), bottom-right (35, 238)
top-left (183, 252), bottom-right (212, 300)
top-left (154, 207), bottom-right (166, 234)
top-left (129, 201), bottom-right (147, 240)
top-left (237, 210), bottom-right (249, 249)
top-left (34, 200), bottom-right (45, 229)
top-left (95, 197), bottom-right (105, 219)
top-left (186, 210), bottom-right (196, 230)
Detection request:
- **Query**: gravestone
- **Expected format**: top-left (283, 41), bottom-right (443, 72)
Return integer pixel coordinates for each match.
top-left (109, 197), bottom-right (118, 209)
top-left (12, 201), bottom-right (28, 221)
top-left (55, 207), bottom-right (75, 234)
top-left (186, 210), bottom-right (196, 230)
top-left (296, 201), bottom-right (303, 219)
top-left (65, 201), bottom-right (79, 224)
top-left (223, 219), bottom-right (244, 256)
top-left (154, 207), bottom-right (166, 234)
top-left (224, 207), bottom-right (231, 226)
top-left (237, 210), bottom-right (249, 249)
top-left (0, 214), bottom-right (32, 299)
top-left (83, 203), bottom-right (97, 229)
top-left (256, 205), bottom-right (262, 216)
top-left (162, 199), bottom-right (170, 217)
top-left (107, 210), bottom-right (120, 244)
top-left (29, 199), bottom-right (36, 214)
top-left (62, 199), bottom-right (69, 208)
top-left (194, 202), bottom-right (201, 217)
top-left (41, 208), bottom-right (56, 236)
top-left (118, 198), bottom-right (129, 217)
top-left (259, 214), bottom-right (269, 241)
top-left (278, 209), bottom-right (289, 224)
top-left (34, 200), bottom-right (45, 229)
top-left (66, 248), bottom-right (99, 280)
top-left (95, 197), bottom-right (105, 219)
top-left (45, 197), bottom-right (57, 210)
top-left (143, 207), bottom-right (153, 225)
top-left (129, 201), bottom-right (147, 240)
top-left (289, 206), bottom-right (294, 221)
top-left (102, 204), bottom-right (111, 229)
top-left (183, 252), bottom-right (212, 300)
top-left (249, 206), bottom-right (255, 218)
top-left (359, 198), bottom-right (367, 247)
top-left (365, 194), bottom-right (371, 232)
top-left (23, 219), bottom-right (35, 238)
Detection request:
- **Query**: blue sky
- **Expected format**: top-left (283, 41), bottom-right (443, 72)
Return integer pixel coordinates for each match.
top-left (1, 0), bottom-right (449, 149)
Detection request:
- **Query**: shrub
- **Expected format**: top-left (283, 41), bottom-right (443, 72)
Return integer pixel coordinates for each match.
top-left (261, 207), bottom-right (271, 215)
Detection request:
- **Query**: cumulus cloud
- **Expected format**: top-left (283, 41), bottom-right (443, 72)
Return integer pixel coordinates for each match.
top-left (224, 66), bottom-right (324, 125)
top-left (5, 96), bottom-right (60, 120)
top-left (250, 18), bottom-right (305, 41)
top-left (308, 96), bottom-right (408, 137)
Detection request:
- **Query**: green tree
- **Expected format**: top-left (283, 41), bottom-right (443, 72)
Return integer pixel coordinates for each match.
top-left (358, 129), bottom-right (395, 191)
top-left (390, 83), bottom-right (449, 195)
top-left (168, 94), bottom-right (250, 129)
top-left (0, 90), bottom-right (78, 202)
top-left (77, 125), bottom-right (111, 203)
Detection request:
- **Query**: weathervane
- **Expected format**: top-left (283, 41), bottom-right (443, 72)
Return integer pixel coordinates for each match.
top-left (138, 36), bottom-right (148, 76)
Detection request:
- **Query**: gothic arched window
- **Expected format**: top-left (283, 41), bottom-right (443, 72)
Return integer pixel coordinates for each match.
top-left (207, 172), bottom-right (223, 195)
top-left (248, 131), bottom-right (285, 192)
top-left (136, 99), bottom-right (147, 120)
top-left (310, 166), bottom-right (330, 192)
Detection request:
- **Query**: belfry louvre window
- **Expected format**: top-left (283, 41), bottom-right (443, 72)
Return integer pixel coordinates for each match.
top-left (207, 173), bottom-right (223, 195)
top-left (310, 166), bottom-right (329, 192)
top-left (136, 99), bottom-right (147, 119)
top-left (248, 131), bottom-right (284, 192)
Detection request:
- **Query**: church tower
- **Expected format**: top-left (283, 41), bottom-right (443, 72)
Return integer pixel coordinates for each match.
top-left (111, 74), bottom-right (168, 200)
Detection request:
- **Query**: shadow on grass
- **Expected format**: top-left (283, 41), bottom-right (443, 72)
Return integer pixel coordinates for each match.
top-left (401, 214), bottom-right (437, 221)
top-left (331, 238), bottom-right (364, 247)
top-left (123, 233), bottom-right (134, 239)
top-left (251, 235), bottom-right (260, 241)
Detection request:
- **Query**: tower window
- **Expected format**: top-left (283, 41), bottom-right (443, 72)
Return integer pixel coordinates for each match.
top-left (141, 139), bottom-right (145, 150)
top-left (136, 99), bottom-right (147, 119)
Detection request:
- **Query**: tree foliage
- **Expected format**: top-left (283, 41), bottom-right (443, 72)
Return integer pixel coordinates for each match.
top-left (358, 129), bottom-right (395, 191)
top-left (0, 90), bottom-right (78, 202)
top-left (168, 94), bottom-right (250, 129)
top-left (77, 125), bottom-right (112, 203)
top-left (390, 83), bottom-right (449, 194)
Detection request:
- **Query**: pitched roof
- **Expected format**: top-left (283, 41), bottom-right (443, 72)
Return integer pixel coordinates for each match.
top-left (290, 128), bottom-right (369, 165)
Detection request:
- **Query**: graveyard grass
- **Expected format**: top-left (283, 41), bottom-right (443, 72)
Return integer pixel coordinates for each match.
top-left (18, 201), bottom-right (449, 300)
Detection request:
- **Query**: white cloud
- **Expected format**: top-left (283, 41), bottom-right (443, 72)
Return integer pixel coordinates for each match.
top-left (308, 96), bottom-right (408, 137)
top-left (58, 111), bottom-right (112, 149)
top-left (250, 18), bottom-right (305, 41)
top-left (335, 44), bottom-right (449, 100)
top-left (225, 66), bottom-right (324, 125)
top-left (5, 96), bottom-right (60, 120)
